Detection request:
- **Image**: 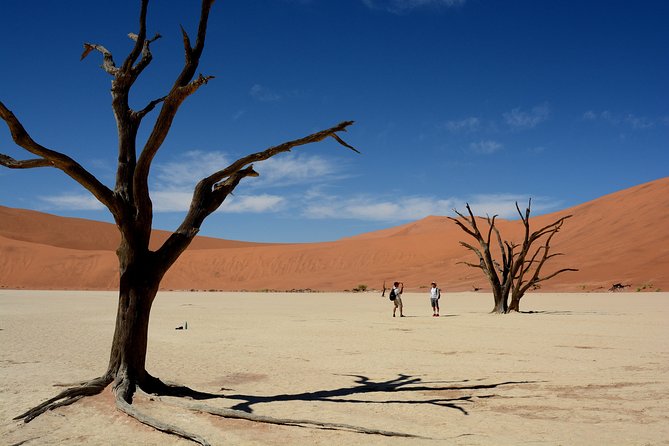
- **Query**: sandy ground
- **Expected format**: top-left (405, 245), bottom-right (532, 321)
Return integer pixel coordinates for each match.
top-left (1, 290), bottom-right (668, 445)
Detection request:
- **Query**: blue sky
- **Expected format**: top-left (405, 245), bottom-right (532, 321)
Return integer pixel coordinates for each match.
top-left (1, 0), bottom-right (667, 242)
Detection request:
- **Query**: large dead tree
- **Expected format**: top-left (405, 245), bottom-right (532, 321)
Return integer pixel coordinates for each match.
top-left (0, 2), bottom-right (424, 444)
top-left (449, 200), bottom-right (577, 313)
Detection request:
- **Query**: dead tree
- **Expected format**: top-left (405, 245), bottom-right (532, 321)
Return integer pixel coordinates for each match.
top-left (448, 200), bottom-right (577, 313)
top-left (0, 2), bottom-right (427, 444)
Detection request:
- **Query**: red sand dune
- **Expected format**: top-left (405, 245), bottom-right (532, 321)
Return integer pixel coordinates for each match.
top-left (1, 177), bottom-right (668, 292)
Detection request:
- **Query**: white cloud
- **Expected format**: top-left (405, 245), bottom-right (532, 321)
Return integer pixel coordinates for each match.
top-left (150, 191), bottom-right (286, 214)
top-left (153, 150), bottom-right (231, 190)
top-left (39, 194), bottom-right (105, 210)
top-left (582, 110), bottom-right (598, 121)
top-left (582, 110), bottom-right (656, 129)
top-left (503, 103), bottom-right (550, 129)
top-left (444, 117), bottom-right (480, 133)
top-left (152, 151), bottom-right (340, 192)
top-left (220, 194), bottom-right (286, 213)
top-left (362, 0), bottom-right (466, 13)
top-left (252, 153), bottom-right (340, 187)
top-left (463, 194), bottom-right (557, 219)
top-left (146, 151), bottom-right (341, 213)
top-left (250, 84), bottom-right (281, 102)
top-left (304, 195), bottom-right (455, 221)
top-left (469, 140), bottom-right (503, 154)
top-left (625, 114), bottom-right (654, 129)
top-left (303, 192), bottom-right (561, 222)
top-left (150, 190), bottom-right (194, 212)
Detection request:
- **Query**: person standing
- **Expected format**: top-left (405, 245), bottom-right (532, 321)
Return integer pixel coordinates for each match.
top-left (391, 281), bottom-right (404, 317)
top-left (430, 282), bottom-right (440, 317)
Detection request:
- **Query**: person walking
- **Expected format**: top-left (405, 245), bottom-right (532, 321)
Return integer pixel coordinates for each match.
top-left (391, 281), bottom-right (404, 317)
top-left (430, 281), bottom-right (440, 317)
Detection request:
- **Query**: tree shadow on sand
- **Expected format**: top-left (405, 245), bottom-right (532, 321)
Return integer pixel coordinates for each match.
top-left (221, 374), bottom-right (535, 415)
top-left (151, 374), bottom-right (540, 441)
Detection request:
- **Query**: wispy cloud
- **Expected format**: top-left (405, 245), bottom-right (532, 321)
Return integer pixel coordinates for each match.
top-left (148, 151), bottom-right (342, 211)
top-left (147, 191), bottom-right (287, 213)
top-left (251, 153), bottom-right (342, 187)
top-left (39, 194), bottom-right (105, 210)
top-left (362, 0), bottom-right (466, 14)
top-left (303, 192), bottom-right (560, 221)
top-left (304, 195), bottom-right (455, 221)
top-left (33, 152), bottom-right (343, 214)
top-left (469, 140), bottom-right (503, 154)
top-left (153, 150), bottom-right (231, 190)
top-left (462, 194), bottom-right (558, 218)
top-left (220, 194), bottom-right (286, 213)
top-left (250, 84), bottom-right (281, 102)
top-left (37, 188), bottom-right (561, 226)
top-left (151, 191), bottom-right (194, 212)
top-left (443, 117), bottom-right (481, 133)
top-left (582, 110), bottom-right (656, 129)
top-left (625, 114), bottom-right (654, 129)
top-left (36, 150), bottom-right (560, 224)
top-left (503, 103), bottom-right (550, 129)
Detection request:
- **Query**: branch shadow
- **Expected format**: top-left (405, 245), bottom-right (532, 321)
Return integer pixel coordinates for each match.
top-left (147, 379), bottom-right (226, 401)
top-left (222, 374), bottom-right (536, 415)
top-left (520, 310), bottom-right (576, 315)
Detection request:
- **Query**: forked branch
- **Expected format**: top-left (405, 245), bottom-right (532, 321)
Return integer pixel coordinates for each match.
top-left (156, 120), bottom-right (357, 268)
top-left (0, 101), bottom-right (117, 211)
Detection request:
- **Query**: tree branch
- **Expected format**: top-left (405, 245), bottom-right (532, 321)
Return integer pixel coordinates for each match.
top-left (134, 0), bottom-right (216, 220)
top-left (80, 44), bottom-right (118, 75)
top-left (121, 0), bottom-right (149, 72)
top-left (134, 96), bottom-right (167, 120)
top-left (459, 241), bottom-right (484, 261)
top-left (0, 153), bottom-right (53, 169)
top-left (129, 33), bottom-right (162, 78)
top-left (0, 101), bottom-right (117, 211)
top-left (155, 121), bottom-right (357, 269)
top-left (535, 267), bottom-right (579, 283)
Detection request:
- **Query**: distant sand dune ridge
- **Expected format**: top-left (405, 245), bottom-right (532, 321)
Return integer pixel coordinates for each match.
top-left (1, 177), bottom-right (668, 292)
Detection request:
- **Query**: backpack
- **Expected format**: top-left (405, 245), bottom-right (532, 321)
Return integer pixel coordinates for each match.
top-left (389, 289), bottom-right (396, 301)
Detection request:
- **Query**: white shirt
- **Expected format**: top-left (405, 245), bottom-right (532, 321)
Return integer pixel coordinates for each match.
top-left (430, 287), bottom-right (440, 299)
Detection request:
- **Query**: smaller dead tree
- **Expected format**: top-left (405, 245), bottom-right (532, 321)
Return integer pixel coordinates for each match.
top-left (449, 200), bottom-right (577, 313)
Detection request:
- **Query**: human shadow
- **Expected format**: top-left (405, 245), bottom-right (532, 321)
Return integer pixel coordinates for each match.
top-left (223, 374), bottom-right (534, 415)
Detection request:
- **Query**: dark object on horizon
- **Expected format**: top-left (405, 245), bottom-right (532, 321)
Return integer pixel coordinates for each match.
top-left (609, 283), bottom-right (630, 292)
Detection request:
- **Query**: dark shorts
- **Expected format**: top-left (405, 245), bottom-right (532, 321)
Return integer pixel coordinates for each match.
top-left (430, 298), bottom-right (439, 307)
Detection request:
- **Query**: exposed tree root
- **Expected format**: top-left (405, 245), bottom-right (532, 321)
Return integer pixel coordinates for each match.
top-left (14, 376), bottom-right (111, 423)
top-left (165, 399), bottom-right (424, 438)
top-left (115, 396), bottom-right (210, 446)
top-left (16, 375), bottom-right (427, 444)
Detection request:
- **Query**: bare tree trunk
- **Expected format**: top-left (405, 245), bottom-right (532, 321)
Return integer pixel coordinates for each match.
top-left (104, 236), bottom-right (163, 401)
top-left (492, 288), bottom-right (508, 313)
top-left (508, 293), bottom-right (521, 312)
top-left (106, 281), bottom-right (157, 402)
top-left (3, 2), bottom-right (363, 442)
